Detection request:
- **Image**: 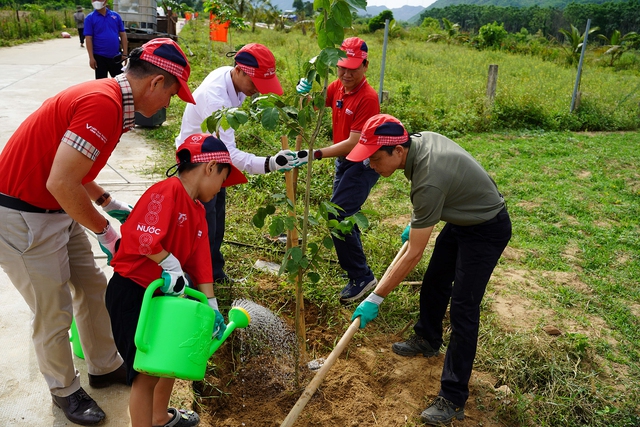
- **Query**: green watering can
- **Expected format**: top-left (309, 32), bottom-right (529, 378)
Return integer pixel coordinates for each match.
top-left (133, 279), bottom-right (251, 381)
top-left (69, 317), bottom-right (84, 359)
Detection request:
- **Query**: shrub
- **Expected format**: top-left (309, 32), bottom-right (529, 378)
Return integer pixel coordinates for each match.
top-left (478, 21), bottom-right (508, 50)
top-left (368, 9), bottom-right (392, 33)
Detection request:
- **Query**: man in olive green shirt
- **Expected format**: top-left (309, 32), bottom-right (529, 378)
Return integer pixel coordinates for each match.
top-left (348, 114), bottom-right (511, 425)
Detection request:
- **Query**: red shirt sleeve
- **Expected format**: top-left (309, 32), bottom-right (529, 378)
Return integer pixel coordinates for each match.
top-left (66, 93), bottom-right (122, 161)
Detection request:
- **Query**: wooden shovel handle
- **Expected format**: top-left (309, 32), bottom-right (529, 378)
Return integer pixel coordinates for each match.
top-left (280, 317), bottom-right (361, 427)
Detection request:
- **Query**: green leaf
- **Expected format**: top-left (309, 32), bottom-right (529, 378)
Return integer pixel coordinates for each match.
top-left (317, 30), bottom-right (330, 50)
top-left (252, 213), bottom-right (265, 228)
top-left (219, 115), bottom-right (230, 131)
top-left (328, 219), bottom-right (339, 228)
top-left (226, 111), bottom-right (239, 130)
top-left (289, 246), bottom-right (303, 262)
top-left (269, 217), bottom-right (285, 237)
top-left (308, 242), bottom-right (319, 255)
top-left (325, 17), bottom-right (344, 45)
top-left (286, 258), bottom-right (298, 273)
top-left (284, 216), bottom-right (296, 231)
top-left (265, 205), bottom-right (276, 215)
top-left (315, 13), bottom-right (324, 35)
top-left (299, 256), bottom-right (309, 269)
top-left (261, 107), bottom-right (280, 130)
top-left (313, 94), bottom-right (325, 109)
top-left (353, 212), bottom-right (369, 229)
top-left (234, 110), bottom-right (249, 124)
top-left (313, 0), bottom-right (330, 12)
top-left (332, 1), bottom-right (352, 27)
top-left (203, 115), bottom-right (214, 133)
top-left (319, 47), bottom-right (346, 69)
top-left (345, 0), bottom-right (367, 10)
top-left (323, 236), bottom-right (334, 249)
top-left (308, 272), bottom-right (321, 283)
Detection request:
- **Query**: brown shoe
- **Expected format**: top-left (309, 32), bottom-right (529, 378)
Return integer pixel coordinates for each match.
top-left (88, 363), bottom-right (128, 388)
top-left (52, 387), bottom-right (105, 425)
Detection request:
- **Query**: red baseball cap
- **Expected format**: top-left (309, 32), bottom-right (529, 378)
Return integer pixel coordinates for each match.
top-left (139, 38), bottom-right (195, 104)
top-left (175, 134), bottom-right (248, 187)
top-left (347, 114), bottom-right (409, 162)
top-left (234, 43), bottom-right (283, 95)
top-left (338, 37), bottom-right (369, 69)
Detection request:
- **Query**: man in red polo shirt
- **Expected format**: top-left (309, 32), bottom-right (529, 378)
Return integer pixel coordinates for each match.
top-left (0, 38), bottom-right (195, 426)
top-left (298, 37), bottom-right (381, 303)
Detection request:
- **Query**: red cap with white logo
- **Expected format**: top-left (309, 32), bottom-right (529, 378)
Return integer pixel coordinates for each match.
top-left (234, 43), bottom-right (283, 96)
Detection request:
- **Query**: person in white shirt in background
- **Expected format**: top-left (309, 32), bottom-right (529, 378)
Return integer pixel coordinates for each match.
top-left (176, 43), bottom-right (294, 284)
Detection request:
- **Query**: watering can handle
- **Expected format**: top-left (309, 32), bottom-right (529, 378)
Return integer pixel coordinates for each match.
top-left (134, 279), bottom-right (209, 353)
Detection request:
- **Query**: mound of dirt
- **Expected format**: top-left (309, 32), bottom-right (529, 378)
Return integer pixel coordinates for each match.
top-left (186, 301), bottom-right (507, 427)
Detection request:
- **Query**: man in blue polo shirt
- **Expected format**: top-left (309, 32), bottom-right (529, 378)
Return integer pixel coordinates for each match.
top-left (84, 0), bottom-right (128, 79)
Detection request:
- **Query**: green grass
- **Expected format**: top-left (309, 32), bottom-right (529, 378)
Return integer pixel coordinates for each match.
top-left (142, 22), bottom-right (640, 426)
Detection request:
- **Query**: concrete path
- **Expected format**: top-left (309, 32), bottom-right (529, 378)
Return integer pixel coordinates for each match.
top-left (0, 38), bottom-right (163, 426)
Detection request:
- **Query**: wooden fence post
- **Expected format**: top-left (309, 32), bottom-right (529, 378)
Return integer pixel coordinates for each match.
top-left (486, 64), bottom-right (499, 102)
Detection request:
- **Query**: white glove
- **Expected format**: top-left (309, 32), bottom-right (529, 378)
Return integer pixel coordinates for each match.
top-left (268, 149), bottom-right (296, 172)
top-left (159, 253), bottom-right (187, 296)
top-left (102, 198), bottom-right (133, 224)
top-left (96, 221), bottom-right (120, 266)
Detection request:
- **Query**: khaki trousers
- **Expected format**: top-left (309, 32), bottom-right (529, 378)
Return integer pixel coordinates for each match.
top-left (0, 206), bottom-right (123, 397)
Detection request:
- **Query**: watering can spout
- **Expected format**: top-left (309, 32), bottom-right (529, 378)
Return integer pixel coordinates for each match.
top-left (209, 306), bottom-right (251, 356)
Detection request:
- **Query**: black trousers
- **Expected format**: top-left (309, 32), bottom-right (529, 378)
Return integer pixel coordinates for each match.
top-left (77, 27), bottom-right (85, 45)
top-left (94, 53), bottom-right (123, 79)
top-left (203, 187), bottom-right (226, 281)
top-left (415, 207), bottom-right (511, 407)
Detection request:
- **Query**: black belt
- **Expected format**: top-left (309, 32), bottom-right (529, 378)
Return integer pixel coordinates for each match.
top-left (0, 193), bottom-right (65, 214)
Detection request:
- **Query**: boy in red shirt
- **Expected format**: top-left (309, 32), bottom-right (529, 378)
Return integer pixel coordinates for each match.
top-left (106, 134), bottom-right (247, 427)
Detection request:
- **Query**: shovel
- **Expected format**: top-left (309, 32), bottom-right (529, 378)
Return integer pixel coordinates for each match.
top-left (280, 241), bottom-right (409, 427)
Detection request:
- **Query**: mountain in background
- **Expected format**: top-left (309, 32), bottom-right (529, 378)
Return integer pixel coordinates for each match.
top-left (427, 0), bottom-right (626, 9)
top-left (268, 0), bottom-right (425, 22)
top-left (360, 5), bottom-right (426, 21)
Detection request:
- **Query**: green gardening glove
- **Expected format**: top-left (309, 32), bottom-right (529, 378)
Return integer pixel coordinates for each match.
top-left (208, 298), bottom-right (227, 340)
top-left (102, 198), bottom-right (133, 224)
top-left (351, 293), bottom-right (384, 329)
top-left (401, 224), bottom-right (410, 244)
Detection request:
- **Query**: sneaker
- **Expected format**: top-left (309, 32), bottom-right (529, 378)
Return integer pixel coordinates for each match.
top-left (420, 396), bottom-right (465, 425)
top-left (52, 387), bottom-right (105, 425)
top-left (339, 273), bottom-right (377, 303)
top-left (392, 334), bottom-right (439, 357)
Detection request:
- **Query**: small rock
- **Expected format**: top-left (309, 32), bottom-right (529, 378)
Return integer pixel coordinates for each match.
top-left (543, 325), bottom-right (562, 336)
top-left (496, 385), bottom-right (512, 395)
top-left (307, 358), bottom-right (325, 371)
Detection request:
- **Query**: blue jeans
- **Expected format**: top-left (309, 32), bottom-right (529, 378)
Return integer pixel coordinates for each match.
top-left (330, 158), bottom-right (379, 279)
top-left (203, 187), bottom-right (226, 281)
top-left (415, 207), bottom-right (512, 407)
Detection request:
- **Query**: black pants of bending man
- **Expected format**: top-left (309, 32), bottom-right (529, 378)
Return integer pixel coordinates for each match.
top-left (415, 207), bottom-right (511, 407)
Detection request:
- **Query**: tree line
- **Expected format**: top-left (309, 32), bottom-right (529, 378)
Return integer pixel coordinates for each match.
top-left (419, 0), bottom-right (640, 39)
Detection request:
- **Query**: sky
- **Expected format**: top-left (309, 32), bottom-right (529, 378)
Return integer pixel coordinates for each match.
top-left (366, 0), bottom-right (438, 7)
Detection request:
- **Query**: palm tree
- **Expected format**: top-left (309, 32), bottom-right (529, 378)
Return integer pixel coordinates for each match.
top-left (598, 30), bottom-right (638, 67)
top-left (427, 18), bottom-right (468, 45)
top-left (559, 24), bottom-right (599, 66)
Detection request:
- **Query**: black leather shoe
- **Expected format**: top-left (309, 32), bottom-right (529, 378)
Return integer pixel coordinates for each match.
top-left (52, 387), bottom-right (105, 425)
top-left (88, 363), bottom-right (128, 388)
